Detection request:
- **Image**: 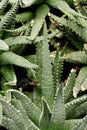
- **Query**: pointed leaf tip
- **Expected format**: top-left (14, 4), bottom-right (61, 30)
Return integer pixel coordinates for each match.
top-left (0, 39), bottom-right (9, 51)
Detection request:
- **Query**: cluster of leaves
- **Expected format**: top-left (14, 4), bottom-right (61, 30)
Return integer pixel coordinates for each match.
top-left (0, 0), bottom-right (87, 130)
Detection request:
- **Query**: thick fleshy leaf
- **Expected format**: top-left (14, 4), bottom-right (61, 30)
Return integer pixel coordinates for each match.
top-left (49, 86), bottom-right (65, 130)
top-left (0, 39), bottom-right (9, 51)
top-left (64, 69), bottom-right (76, 103)
top-left (19, 0), bottom-right (44, 8)
top-left (7, 89), bottom-right (41, 126)
top-left (0, 99), bottom-right (26, 130)
top-left (12, 99), bottom-right (40, 130)
top-left (41, 22), bottom-right (54, 110)
top-left (64, 119), bottom-right (82, 130)
top-left (73, 67), bottom-right (87, 98)
top-left (0, 65), bottom-right (17, 86)
top-left (0, 51), bottom-right (38, 69)
top-left (0, 103), bottom-right (2, 124)
top-left (29, 4), bottom-right (50, 40)
top-left (39, 97), bottom-right (51, 130)
top-left (65, 95), bottom-right (87, 119)
top-left (71, 115), bottom-right (87, 130)
top-left (1, 116), bottom-right (19, 130)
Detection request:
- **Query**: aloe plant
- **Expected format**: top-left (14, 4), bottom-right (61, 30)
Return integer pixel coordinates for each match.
top-left (0, 20), bottom-right (87, 130)
top-left (0, 0), bottom-right (87, 129)
top-left (0, 84), bottom-right (87, 130)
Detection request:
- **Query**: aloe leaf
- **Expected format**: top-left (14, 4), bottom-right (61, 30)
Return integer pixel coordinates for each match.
top-left (39, 97), bottom-right (51, 130)
top-left (4, 36), bottom-right (31, 47)
top-left (46, 0), bottom-right (87, 20)
top-left (0, 103), bottom-right (2, 124)
top-left (7, 89), bottom-right (41, 126)
top-left (63, 69), bottom-right (76, 103)
top-left (71, 115), bottom-right (87, 130)
top-left (1, 77), bottom-right (10, 91)
top-left (0, 0), bottom-right (8, 15)
top-left (41, 22), bottom-right (54, 110)
top-left (52, 50), bottom-right (63, 92)
top-left (49, 13), bottom-right (87, 42)
top-left (9, 0), bottom-right (18, 4)
top-left (15, 11), bottom-right (33, 22)
top-left (49, 86), bottom-right (65, 130)
top-left (0, 39), bottom-right (9, 51)
top-left (12, 98), bottom-right (40, 130)
top-left (77, 115), bottom-right (87, 130)
top-left (0, 65), bottom-right (17, 86)
top-left (65, 95), bottom-right (87, 119)
top-left (63, 51), bottom-right (87, 64)
top-left (73, 67), bottom-right (87, 98)
top-left (29, 4), bottom-right (50, 40)
top-left (69, 102), bottom-right (87, 119)
top-left (19, 0), bottom-right (44, 8)
top-left (0, 51), bottom-right (38, 69)
top-left (0, 99), bottom-right (26, 130)
top-left (0, 2), bottom-right (18, 38)
top-left (1, 116), bottom-right (19, 130)
top-left (64, 119), bottom-right (82, 130)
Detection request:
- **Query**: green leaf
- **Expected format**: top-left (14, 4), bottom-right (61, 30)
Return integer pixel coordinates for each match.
top-left (63, 51), bottom-right (87, 64)
top-left (29, 4), bottom-right (50, 40)
top-left (69, 102), bottom-right (87, 119)
top-left (65, 95), bottom-right (87, 119)
top-left (77, 115), bottom-right (87, 130)
top-left (49, 13), bottom-right (87, 42)
top-left (63, 69), bottom-right (76, 103)
top-left (64, 119), bottom-right (82, 130)
top-left (9, 0), bottom-right (18, 4)
top-left (4, 36), bottom-right (32, 47)
top-left (0, 65), bottom-right (17, 86)
top-left (41, 22), bottom-right (54, 110)
top-left (0, 2), bottom-right (18, 38)
top-left (0, 103), bottom-right (2, 124)
top-left (49, 86), bottom-right (65, 130)
top-left (0, 99), bottom-right (26, 130)
top-left (7, 89), bottom-right (41, 126)
top-left (0, 51), bottom-right (38, 69)
top-left (71, 115), bottom-right (87, 130)
top-left (19, 0), bottom-right (44, 8)
top-left (73, 67), bottom-right (87, 98)
top-left (0, 39), bottom-right (9, 51)
top-left (15, 11), bottom-right (33, 22)
top-left (1, 116), bottom-right (19, 130)
top-left (46, 0), bottom-right (87, 20)
top-left (39, 97), bottom-right (51, 130)
top-left (12, 98), bottom-right (40, 130)
top-left (0, 0), bottom-right (8, 15)
top-left (52, 50), bottom-right (63, 92)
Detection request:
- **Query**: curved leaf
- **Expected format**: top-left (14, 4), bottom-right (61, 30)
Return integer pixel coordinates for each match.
top-left (29, 4), bottom-right (50, 40)
top-left (39, 97), bottom-right (51, 130)
top-left (0, 51), bottom-right (38, 69)
top-left (65, 95), bottom-right (87, 119)
top-left (0, 99), bottom-right (26, 130)
top-left (0, 39), bottom-right (9, 51)
top-left (73, 67), bottom-right (87, 98)
top-left (12, 99), bottom-right (40, 130)
top-left (7, 89), bottom-right (41, 126)
top-left (0, 65), bottom-right (17, 86)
